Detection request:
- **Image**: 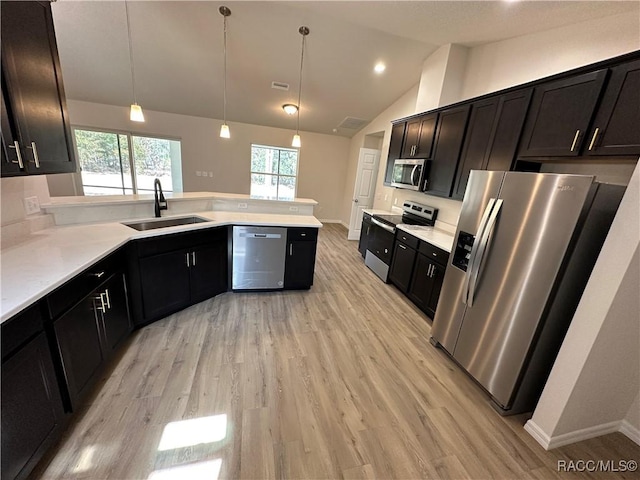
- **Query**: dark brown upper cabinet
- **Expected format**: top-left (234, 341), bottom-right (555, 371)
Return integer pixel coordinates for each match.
top-left (585, 59), bottom-right (640, 156)
top-left (517, 70), bottom-right (607, 158)
top-left (425, 104), bottom-right (470, 198)
top-left (384, 122), bottom-right (406, 185)
top-left (453, 89), bottom-right (532, 199)
top-left (1, 1), bottom-right (76, 177)
top-left (400, 112), bottom-right (438, 159)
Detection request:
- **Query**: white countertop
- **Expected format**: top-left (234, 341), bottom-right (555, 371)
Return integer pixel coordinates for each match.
top-left (1, 211), bottom-right (321, 323)
top-left (396, 224), bottom-right (455, 253)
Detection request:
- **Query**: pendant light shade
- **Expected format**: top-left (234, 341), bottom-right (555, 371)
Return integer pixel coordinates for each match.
top-left (292, 26), bottom-right (309, 148)
top-left (125, 1), bottom-right (144, 122)
top-left (219, 6), bottom-right (231, 138)
top-left (130, 103), bottom-right (145, 122)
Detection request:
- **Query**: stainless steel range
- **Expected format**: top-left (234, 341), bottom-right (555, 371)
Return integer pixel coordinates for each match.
top-left (364, 201), bottom-right (437, 282)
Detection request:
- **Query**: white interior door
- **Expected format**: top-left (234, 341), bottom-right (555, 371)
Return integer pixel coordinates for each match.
top-left (348, 148), bottom-right (380, 240)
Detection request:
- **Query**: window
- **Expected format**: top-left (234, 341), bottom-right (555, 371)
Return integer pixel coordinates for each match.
top-left (73, 128), bottom-right (183, 196)
top-left (250, 144), bottom-right (298, 201)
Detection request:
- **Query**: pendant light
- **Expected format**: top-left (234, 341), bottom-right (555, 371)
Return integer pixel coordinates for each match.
top-left (219, 6), bottom-right (231, 138)
top-left (125, 1), bottom-right (144, 122)
top-left (292, 26), bottom-right (309, 148)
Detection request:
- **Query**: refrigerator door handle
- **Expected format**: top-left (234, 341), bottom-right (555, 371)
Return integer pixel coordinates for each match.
top-left (462, 198), bottom-right (495, 305)
top-left (467, 198), bottom-right (503, 307)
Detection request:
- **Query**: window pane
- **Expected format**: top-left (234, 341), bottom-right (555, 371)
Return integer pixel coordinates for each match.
top-left (132, 136), bottom-right (173, 192)
top-left (279, 150), bottom-right (298, 176)
top-left (250, 173), bottom-right (278, 199)
top-left (278, 176), bottom-right (296, 201)
top-left (75, 129), bottom-right (127, 195)
top-left (250, 147), bottom-right (268, 173)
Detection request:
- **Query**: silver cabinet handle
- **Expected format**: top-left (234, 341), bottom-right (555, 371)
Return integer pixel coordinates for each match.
top-left (192, 251), bottom-right (196, 266)
top-left (27, 142), bottom-right (40, 168)
top-left (186, 252), bottom-right (190, 267)
top-left (289, 243), bottom-right (293, 256)
top-left (426, 264), bottom-right (432, 277)
top-left (570, 130), bottom-right (580, 152)
top-left (8, 141), bottom-right (24, 168)
top-left (104, 289), bottom-right (111, 309)
top-left (90, 271), bottom-right (105, 278)
top-left (95, 294), bottom-right (106, 312)
top-left (398, 244), bottom-right (407, 250)
top-left (588, 128), bottom-right (600, 151)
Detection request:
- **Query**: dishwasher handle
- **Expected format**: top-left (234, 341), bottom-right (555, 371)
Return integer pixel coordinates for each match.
top-left (239, 233), bottom-right (283, 239)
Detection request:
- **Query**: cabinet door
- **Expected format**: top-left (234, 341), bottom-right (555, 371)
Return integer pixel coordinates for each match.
top-left (385, 123), bottom-right (405, 185)
top-left (518, 70), bottom-right (607, 158)
top-left (98, 274), bottom-right (131, 356)
top-left (416, 113), bottom-right (438, 159)
top-left (389, 242), bottom-right (417, 293)
top-left (0, 1), bottom-right (75, 175)
top-left (1, 77), bottom-right (25, 177)
top-left (586, 60), bottom-right (640, 156)
top-left (358, 218), bottom-right (372, 258)
top-left (54, 296), bottom-right (104, 408)
top-left (139, 250), bottom-right (191, 321)
top-left (426, 261), bottom-right (446, 318)
top-left (426, 104), bottom-right (471, 197)
top-left (453, 98), bottom-right (499, 199)
top-left (1, 333), bottom-right (65, 480)
top-left (190, 241), bottom-right (228, 303)
top-left (401, 119), bottom-right (421, 158)
top-left (407, 253), bottom-right (435, 312)
top-left (284, 238), bottom-right (318, 290)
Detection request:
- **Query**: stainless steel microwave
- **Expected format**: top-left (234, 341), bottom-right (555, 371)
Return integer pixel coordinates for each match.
top-left (391, 158), bottom-right (429, 191)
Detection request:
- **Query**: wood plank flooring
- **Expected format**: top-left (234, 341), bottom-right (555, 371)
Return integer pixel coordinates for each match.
top-left (32, 223), bottom-right (639, 479)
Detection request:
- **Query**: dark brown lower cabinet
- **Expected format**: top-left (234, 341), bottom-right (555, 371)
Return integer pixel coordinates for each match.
top-left (1, 332), bottom-right (65, 480)
top-left (284, 228), bottom-right (319, 290)
top-left (407, 253), bottom-right (446, 318)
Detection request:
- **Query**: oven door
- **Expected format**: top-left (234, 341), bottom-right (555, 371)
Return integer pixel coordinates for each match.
top-left (391, 159), bottom-right (425, 191)
top-left (364, 218), bottom-right (395, 282)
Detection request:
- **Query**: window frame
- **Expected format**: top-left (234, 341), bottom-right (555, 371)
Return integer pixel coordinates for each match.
top-left (249, 143), bottom-right (299, 201)
top-left (71, 126), bottom-right (182, 196)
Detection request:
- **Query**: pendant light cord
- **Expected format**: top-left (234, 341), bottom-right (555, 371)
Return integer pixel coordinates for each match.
top-left (295, 31), bottom-right (306, 135)
top-left (223, 13), bottom-right (228, 124)
top-left (125, 1), bottom-right (137, 105)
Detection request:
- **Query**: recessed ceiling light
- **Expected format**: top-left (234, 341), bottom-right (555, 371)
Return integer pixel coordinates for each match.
top-left (374, 62), bottom-right (386, 74)
top-left (282, 104), bottom-right (298, 115)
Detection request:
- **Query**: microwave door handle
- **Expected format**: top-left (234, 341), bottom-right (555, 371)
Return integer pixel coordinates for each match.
top-left (410, 165), bottom-right (419, 186)
top-left (462, 198), bottom-right (495, 305)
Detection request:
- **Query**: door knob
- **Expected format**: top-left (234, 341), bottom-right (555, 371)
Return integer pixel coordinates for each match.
top-left (353, 199), bottom-right (359, 203)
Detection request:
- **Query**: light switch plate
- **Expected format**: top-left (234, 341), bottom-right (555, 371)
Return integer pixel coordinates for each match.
top-left (238, 203), bottom-right (248, 209)
top-left (24, 196), bottom-right (40, 215)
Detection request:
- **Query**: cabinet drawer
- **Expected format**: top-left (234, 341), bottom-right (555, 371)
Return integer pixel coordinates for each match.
top-left (135, 226), bottom-right (227, 257)
top-left (1, 304), bottom-right (44, 362)
top-left (288, 227), bottom-right (318, 242)
top-left (396, 231), bottom-right (419, 250)
top-left (418, 241), bottom-right (449, 266)
top-left (46, 250), bottom-right (122, 320)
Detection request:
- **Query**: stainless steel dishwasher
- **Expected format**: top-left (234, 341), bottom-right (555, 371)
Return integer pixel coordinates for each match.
top-left (232, 226), bottom-right (287, 290)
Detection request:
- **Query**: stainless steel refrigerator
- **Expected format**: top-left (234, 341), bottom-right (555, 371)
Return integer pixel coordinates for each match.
top-left (431, 171), bottom-right (625, 415)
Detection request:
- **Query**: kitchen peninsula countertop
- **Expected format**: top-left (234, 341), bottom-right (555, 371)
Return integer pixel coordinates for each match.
top-left (1, 211), bottom-right (321, 323)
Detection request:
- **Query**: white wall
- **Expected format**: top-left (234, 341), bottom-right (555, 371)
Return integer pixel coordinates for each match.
top-left (57, 100), bottom-right (351, 221)
top-left (1, 176), bottom-right (54, 247)
top-left (526, 164), bottom-right (640, 448)
top-left (460, 12), bottom-right (639, 100)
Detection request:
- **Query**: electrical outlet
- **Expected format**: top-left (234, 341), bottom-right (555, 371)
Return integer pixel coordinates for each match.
top-left (238, 203), bottom-right (248, 209)
top-left (394, 198), bottom-right (398, 205)
top-left (196, 171), bottom-right (202, 177)
top-left (289, 206), bottom-right (299, 212)
top-left (208, 172), bottom-right (213, 177)
top-left (384, 194), bottom-right (388, 201)
top-left (23, 196), bottom-right (40, 215)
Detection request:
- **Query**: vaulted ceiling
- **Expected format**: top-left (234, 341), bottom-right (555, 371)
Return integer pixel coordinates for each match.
top-left (52, 1), bottom-right (638, 137)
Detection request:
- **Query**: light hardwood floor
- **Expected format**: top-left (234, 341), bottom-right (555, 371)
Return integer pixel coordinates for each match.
top-left (33, 223), bottom-right (639, 479)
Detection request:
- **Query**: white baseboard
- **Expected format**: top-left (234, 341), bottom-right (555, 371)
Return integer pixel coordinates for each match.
top-left (620, 419), bottom-right (640, 446)
top-left (525, 419), bottom-right (639, 450)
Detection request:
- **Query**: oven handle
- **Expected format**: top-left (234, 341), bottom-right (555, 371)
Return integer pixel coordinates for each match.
top-left (371, 217), bottom-right (396, 234)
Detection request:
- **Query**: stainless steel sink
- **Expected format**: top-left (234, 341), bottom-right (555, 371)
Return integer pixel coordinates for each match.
top-left (123, 216), bottom-right (210, 231)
